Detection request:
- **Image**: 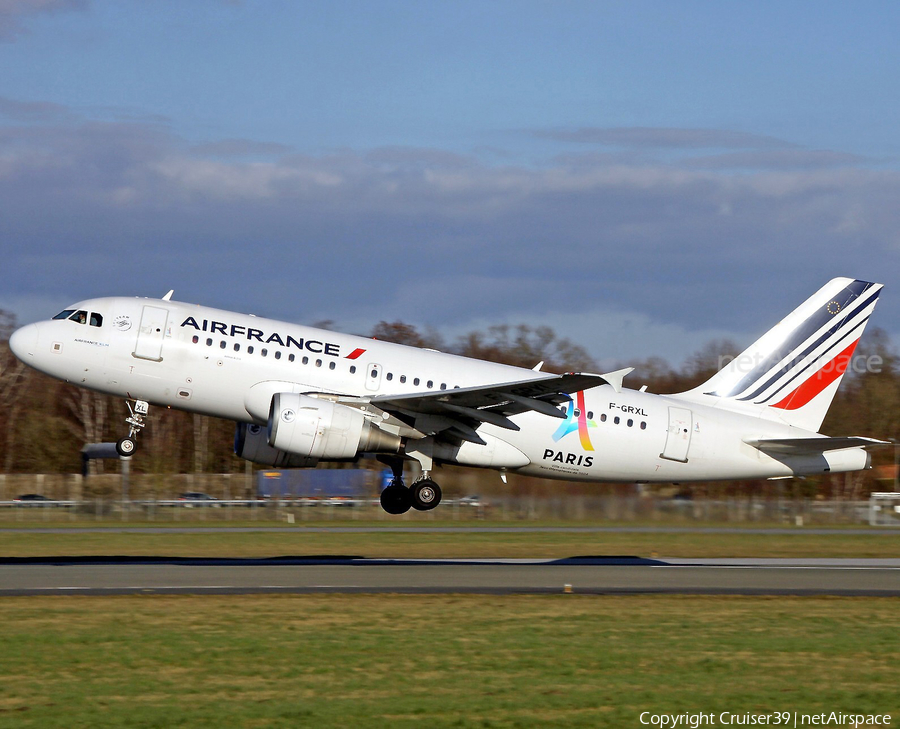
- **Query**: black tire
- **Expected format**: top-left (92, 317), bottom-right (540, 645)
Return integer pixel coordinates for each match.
top-left (116, 437), bottom-right (136, 457)
top-left (410, 479), bottom-right (442, 511)
top-left (379, 482), bottom-right (412, 515)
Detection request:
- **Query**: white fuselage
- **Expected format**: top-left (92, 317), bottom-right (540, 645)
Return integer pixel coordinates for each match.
top-left (11, 296), bottom-right (870, 482)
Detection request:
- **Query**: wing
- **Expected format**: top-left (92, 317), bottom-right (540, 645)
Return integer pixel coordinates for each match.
top-left (744, 436), bottom-right (890, 454)
top-left (338, 369), bottom-right (630, 446)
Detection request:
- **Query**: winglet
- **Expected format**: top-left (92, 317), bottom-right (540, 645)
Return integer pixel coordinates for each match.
top-left (600, 367), bottom-right (634, 393)
top-left (162, 290), bottom-right (174, 301)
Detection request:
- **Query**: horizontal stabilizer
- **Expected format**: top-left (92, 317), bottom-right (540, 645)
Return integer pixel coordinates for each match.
top-left (744, 436), bottom-right (890, 455)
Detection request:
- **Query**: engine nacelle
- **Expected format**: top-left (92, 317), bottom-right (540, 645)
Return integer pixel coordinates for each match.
top-left (268, 393), bottom-right (401, 462)
top-left (234, 423), bottom-right (316, 468)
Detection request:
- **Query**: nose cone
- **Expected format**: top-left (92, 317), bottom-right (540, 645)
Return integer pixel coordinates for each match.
top-left (8, 323), bottom-right (39, 362)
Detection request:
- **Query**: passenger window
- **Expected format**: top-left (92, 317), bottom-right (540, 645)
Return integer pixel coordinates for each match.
top-left (386, 373), bottom-right (393, 381)
top-left (400, 375), bottom-right (406, 383)
top-left (234, 343), bottom-right (240, 352)
top-left (192, 335), bottom-right (199, 344)
top-left (289, 354), bottom-right (295, 362)
top-left (627, 419), bottom-right (633, 427)
top-left (302, 356), bottom-right (309, 365)
top-left (600, 413), bottom-right (607, 422)
top-left (427, 380), bottom-right (433, 389)
top-left (414, 378), bottom-right (420, 386)
top-left (220, 341), bottom-right (227, 349)
top-left (275, 351), bottom-right (281, 360)
top-left (614, 416), bottom-right (620, 425)
top-left (350, 365), bottom-right (357, 374)
top-left (89, 313), bottom-right (103, 327)
top-left (640, 422), bottom-right (647, 430)
top-left (329, 362), bottom-right (335, 370)
top-left (206, 338), bottom-right (213, 346)
top-left (248, 346), bottom-right (254, 354)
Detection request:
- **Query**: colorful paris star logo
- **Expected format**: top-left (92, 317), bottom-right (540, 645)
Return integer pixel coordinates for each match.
top-left (551, 391), bottom-right (596, 451)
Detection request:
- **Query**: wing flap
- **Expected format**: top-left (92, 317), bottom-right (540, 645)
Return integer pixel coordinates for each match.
top-left (371, 372), bottom-right (609, 420)
top-left (358, 370), bottom-right (618, 441)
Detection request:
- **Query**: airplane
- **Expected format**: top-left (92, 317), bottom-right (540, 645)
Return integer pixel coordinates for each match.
top-left (8, 277), bottom-right (889, 514)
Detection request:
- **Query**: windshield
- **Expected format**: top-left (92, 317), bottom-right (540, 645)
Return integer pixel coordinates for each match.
top-left (52, 309), bottom-right (103, 327)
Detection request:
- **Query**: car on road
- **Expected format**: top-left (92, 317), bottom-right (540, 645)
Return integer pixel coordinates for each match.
top-left (14, 493), bottom-right (51, 502)
top-left (176, 492), bottom-right (220, 507)
top-left (458, 495), bottom-right (485, 507)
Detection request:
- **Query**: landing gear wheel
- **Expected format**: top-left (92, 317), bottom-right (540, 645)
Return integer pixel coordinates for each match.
top-left (116, 436), bottom-right (136, 457)
top-left (410, 478), bottom-right (442, 511)
top-left (116, 400), bottom-right (149, 458)
top-left (380, 481), bottom-right (412, 515)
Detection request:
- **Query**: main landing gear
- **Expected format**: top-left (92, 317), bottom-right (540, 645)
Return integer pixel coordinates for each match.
top-left (378, 458), bottom-right (442, 515)
top-left (116, 399), bottom-right (149, 457)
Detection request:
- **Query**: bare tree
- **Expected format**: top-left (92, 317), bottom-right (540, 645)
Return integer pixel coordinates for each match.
top-left (370, 321), bottom-right (445, 350)
top-left (193, 413), bottom-right (209, 473)
top-left (65, 389), bottom-right (109, 474)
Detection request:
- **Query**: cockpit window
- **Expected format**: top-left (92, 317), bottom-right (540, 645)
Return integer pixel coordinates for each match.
top-left (68, 310), bottom-right (88, 325)
top-left (53, 310), bottom-right (76, 320)
top-left (89, 313), bottom-right (103, 327)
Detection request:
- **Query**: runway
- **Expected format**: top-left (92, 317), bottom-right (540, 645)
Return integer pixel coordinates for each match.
top-left (2, 556), bottom-right (900, 596)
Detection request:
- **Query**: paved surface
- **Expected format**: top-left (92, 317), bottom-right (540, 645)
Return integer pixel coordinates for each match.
top-left (2, 557), bottom-right (899, 596)
top-left (1, 526), bottom-right (899, 535)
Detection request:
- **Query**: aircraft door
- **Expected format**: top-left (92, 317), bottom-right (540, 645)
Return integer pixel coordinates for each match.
top-left (365, 363), bottom-right (383, 392)
top-left (133, 305), bottom-right (169, 362)
top-left (660, 406), bottom-right (692, 462)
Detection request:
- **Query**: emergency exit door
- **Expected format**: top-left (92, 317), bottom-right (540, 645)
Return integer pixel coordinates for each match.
top-left (660, 406), bottom-right (692, 462)
top-left (133, 305), bottom-right (169, 362)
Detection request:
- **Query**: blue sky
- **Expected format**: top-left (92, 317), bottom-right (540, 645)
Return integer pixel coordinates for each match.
top-left (2, 0), bottom-right (899, 366)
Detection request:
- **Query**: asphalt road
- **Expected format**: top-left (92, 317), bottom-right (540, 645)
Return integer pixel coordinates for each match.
top-left (1, 526), bottom-right (898, 535)
top-left (2, 557), bottom-right (899, 596)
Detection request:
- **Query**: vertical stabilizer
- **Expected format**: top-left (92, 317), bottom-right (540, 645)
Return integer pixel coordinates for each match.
top-left (674, 278), bottom-right (882, 432)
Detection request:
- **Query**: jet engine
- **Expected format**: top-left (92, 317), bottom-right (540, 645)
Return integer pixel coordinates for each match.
top-left (234, 423), bottom-right (315, 468)
top-left (234, 393), bottom-right (401, 468)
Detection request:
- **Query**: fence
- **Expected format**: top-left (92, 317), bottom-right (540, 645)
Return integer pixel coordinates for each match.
top-left (0, 473), bottom-right (892, 525)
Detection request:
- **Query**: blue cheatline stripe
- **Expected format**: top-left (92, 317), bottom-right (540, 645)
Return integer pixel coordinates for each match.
top-left (710, 280), bottom-right (876, 398)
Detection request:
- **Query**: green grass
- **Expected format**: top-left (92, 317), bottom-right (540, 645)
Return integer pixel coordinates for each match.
top-left (1, 526), bottom-right (899, 559)
top-left (0, 595), bottom-right (896, 728)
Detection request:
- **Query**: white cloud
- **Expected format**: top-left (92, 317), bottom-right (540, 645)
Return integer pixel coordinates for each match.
top-left (1, 107), bottom-right (898, 361)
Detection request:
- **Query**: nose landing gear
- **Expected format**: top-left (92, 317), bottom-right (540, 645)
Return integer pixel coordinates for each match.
top-left (116, 400), bottom-right (149, 457)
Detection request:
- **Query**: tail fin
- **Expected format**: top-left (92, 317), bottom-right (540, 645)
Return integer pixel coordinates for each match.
top-left (674, 278), bottom-right (882, 432)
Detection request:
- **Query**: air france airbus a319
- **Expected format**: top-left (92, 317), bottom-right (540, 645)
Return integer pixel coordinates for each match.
top-left (8, 277), bottom-right (889, 514)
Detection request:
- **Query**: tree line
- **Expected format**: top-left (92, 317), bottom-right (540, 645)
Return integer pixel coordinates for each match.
top-left (1, 313), bottom-right (898, 497)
